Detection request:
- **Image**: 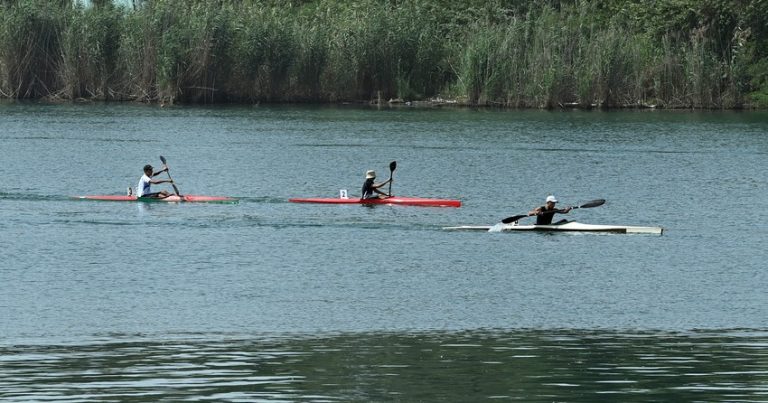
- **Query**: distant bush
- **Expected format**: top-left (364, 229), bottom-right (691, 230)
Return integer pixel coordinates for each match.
top-left (1, 0), bottom-right (766, 108)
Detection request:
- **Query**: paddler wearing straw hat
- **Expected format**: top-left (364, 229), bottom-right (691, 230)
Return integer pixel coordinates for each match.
top-left (361, 169), bottom-right (392, 199)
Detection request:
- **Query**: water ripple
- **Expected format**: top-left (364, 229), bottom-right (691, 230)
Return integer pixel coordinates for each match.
top-left (1, 330), bottom-right (767, 402)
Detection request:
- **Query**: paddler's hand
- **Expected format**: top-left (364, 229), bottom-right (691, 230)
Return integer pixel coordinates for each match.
top-left (563, 206), bottom-right (573, 213)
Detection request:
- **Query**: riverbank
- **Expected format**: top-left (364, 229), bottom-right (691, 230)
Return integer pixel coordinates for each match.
top-left (18, 95), bottom-right (694, 111)
top-left (2, 0), bottom-right (767, 109)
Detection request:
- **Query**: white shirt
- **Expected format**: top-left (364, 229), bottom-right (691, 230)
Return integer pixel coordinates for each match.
top-left (137, 174), bottom-right (152, 197)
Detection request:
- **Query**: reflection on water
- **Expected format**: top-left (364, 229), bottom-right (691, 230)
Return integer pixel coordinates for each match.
top-left (2, 329), bottom-right (767, 402)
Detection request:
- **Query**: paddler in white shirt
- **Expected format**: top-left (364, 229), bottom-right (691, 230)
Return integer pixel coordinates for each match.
top-left (136, 164), bottom-right (174, 198)
top-left (528, 195), bottom-right (572, 225)
top-left (361, 170), bottom-right (392, 199)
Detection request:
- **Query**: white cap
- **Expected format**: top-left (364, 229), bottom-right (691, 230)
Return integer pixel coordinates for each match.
top-left (365, 170), bottom-right (376, 179)
top-left (545, 195), bottom-right (558, 203)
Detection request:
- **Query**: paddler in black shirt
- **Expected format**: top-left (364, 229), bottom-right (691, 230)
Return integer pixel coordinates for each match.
top-left (361, 170), bottom-right (392, 199)
top-left (528, 195), bottom-right (572, 225)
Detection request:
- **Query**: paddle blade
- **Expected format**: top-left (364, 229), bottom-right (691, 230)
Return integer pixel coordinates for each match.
top-left (389, 160), bottom-right (397, 172)
top-left (501, 214), bottom-right (527, 224)
top-left (159, 155), bottom-right (167, 165)
top-left (578, 199), bottom-right (605, 209)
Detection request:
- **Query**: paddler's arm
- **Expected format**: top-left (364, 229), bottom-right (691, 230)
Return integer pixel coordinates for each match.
top-left (151, 166), bottom-right (169, 177)
top-left (544, 207), bottom-right (572, 215)
top-left (528, 206), bottom-right (572, 216)
top-left (373, 178), bottom-right (392, 191)
top-left (373, 178), bottom-right (392, 196)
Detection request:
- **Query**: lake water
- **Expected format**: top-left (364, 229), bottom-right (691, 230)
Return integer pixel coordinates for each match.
top-left (1, 103), bottom-right (767, 401)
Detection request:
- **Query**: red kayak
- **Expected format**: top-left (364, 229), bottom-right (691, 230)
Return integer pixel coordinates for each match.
top-left (75, 195), bottom-right (237, 203)
top-left (289, 196), bottom-right (461, 207)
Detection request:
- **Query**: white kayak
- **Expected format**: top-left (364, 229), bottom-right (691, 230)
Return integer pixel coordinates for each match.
top-left (443, 221), bottom-right (663, 235)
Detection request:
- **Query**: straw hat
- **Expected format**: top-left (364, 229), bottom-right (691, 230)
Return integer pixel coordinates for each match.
top-left (365, 170), bottom-right (376, 179)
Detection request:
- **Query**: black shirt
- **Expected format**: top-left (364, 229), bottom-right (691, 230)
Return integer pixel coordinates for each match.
top-left (361, 178), bottom-right (376, 199)
top-left (536, 205), bottom-right (558, 225)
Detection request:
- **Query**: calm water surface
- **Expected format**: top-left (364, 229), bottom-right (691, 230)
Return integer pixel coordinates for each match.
top-left (1, 103), bottom-right (766, 401)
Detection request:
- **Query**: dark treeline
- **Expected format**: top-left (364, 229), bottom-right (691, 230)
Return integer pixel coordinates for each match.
top-left (1, 0), bottom-right (766, 108)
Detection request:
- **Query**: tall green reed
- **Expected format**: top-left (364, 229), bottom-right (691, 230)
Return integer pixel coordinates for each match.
top-left (60, 2), bottom-right (123, 100)
top-left (0, 0), bottom-right (763, 108)
top-left (0, 0), bottom-right (64, 99)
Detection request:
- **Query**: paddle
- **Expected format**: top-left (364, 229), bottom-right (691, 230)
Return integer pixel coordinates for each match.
top-left (500, 199), bottom-right (606, 224)
top-left (159, 155), bottom-right (181, 196)
top-left (387, 160), bottom-right (396, 196)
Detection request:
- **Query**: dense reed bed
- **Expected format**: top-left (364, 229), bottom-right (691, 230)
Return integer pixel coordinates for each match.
top-left (1, 0), bottom-right (766, 108)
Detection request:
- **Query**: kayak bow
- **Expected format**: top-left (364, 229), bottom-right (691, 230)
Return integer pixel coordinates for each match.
top-left (289, 196), bottom-right (461, 208)
top-left (443, 221), bottom-right (663, 234)
top-left (76, 195), bottom-right (237, 203)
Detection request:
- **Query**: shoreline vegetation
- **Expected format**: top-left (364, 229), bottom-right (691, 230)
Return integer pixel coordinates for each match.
top-left (1, 0), bottom-right (767, 109)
